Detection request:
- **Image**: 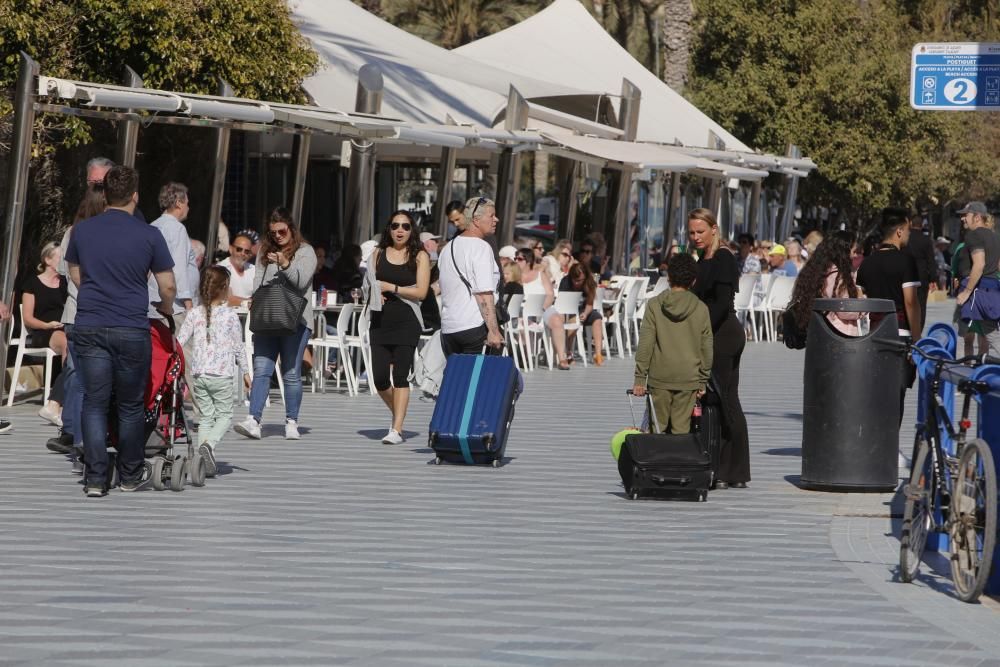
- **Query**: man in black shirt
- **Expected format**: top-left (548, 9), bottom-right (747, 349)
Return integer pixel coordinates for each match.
top-left (857, 210), bottom-right (922, 424)
top-left (900, 207), bottom-right (937, 331)
top-left (857, 211), bottom-right (922, 338)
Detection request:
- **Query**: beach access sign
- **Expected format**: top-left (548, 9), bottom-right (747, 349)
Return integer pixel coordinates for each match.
top-left (910, 43), bottom-right (1000, 111)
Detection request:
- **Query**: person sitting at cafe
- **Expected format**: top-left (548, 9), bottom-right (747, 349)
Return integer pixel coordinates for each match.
top-left (558, 262), bottom-right (605, 366)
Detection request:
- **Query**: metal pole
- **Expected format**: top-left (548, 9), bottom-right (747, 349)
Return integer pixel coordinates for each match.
top-left (434, 145), bottom-right (457, 239)
top-left (0, 53), bottom-right (39, 403)
top-left (747, 180), bottom-right (762, 240)
top-left (778, 144), bottom-right (801, 241)
top-left (205, 80), bottom-right (232, 258)
top-left (115, 66), bottom-right (142, 167)
top-left (495, 86), bottom-right (529, 248)
top-left (609, 78), bottom-right (641, 274)
top-left (556, 157), bottom-right (581, 242)
top-left (289, 132), bottom-right (311, 225)
top-left (346, 64), bottom-right (384, 246)
top-left (662, 171), bottom-right (681, 255)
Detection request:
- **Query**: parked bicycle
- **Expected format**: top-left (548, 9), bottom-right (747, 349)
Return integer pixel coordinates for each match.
top-left (899, 344), bottom-right (1000, 603)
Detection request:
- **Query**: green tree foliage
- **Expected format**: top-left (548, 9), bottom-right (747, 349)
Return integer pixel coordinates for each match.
top-left (365, 0), bottom-right (545, 50)
top-left (686, 0), bottom-right (1000, 221)
top-left (0, 0), bottom-right (317, 272)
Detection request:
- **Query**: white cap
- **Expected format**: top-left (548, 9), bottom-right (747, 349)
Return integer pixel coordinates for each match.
top-left (498, 245), bottom-right (517, 260)
top-left (419, 232), bottom-right (441, 244)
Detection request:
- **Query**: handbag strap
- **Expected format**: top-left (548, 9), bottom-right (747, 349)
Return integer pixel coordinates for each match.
top-left (449, 237), bottom-right (506, 297)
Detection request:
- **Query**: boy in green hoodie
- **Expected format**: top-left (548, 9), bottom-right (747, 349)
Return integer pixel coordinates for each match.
top-left (632, 254), bottom-right (713, 434)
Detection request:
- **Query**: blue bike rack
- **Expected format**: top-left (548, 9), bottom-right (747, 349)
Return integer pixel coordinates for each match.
top-left (926, 322), bottom-right (958, 356)
top-left (972, 365), bottom-right (1000, 594)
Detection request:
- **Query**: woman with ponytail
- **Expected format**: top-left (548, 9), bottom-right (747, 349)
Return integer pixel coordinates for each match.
top-left (176, 266), bottom-right (249, 477)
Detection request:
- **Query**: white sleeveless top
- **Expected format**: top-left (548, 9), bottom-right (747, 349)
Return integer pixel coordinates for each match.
top-left (522, 270), bottom-right (547, 295)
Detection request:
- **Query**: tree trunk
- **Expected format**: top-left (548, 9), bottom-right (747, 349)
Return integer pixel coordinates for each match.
top-left (662, 0), bottom-right (692, 93)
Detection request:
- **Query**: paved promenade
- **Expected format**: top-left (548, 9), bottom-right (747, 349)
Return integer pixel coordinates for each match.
top-left (2, 301), bottom-right (999, 666)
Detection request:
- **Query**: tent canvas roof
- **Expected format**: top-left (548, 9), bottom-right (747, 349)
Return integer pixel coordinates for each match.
top-left (291, 0), bottom-right (607, 127)
top-left (455, 0), bottom-right (753, 152)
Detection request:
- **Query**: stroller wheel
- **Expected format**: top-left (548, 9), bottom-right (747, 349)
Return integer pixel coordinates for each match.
top-left (169, 456), bottom-right (186, 492)
top-left (151, 457), bottom-right (166, 491)
top-left (189, 456), bottom-right (206, 487)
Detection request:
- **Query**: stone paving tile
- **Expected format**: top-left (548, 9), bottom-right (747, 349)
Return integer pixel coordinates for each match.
top-left (0, 300), bottom-right (998, 665)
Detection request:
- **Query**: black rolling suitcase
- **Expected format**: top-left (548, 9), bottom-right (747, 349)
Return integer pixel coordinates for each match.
top-left (618, 390), bottom-right (714, 501)
top-left (694, 382), bottom-right (723, 477)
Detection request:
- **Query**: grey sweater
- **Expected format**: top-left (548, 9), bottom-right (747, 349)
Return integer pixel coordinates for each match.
top-left (253, 243), bottom-right (317, 330)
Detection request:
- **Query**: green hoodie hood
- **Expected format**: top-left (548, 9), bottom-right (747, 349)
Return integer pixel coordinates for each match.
top-left (661, 290), bottom-right (703, 322)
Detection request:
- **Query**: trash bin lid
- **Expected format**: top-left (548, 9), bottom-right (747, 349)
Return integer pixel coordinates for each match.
top-left (812, 298), bottom-right (896, 313)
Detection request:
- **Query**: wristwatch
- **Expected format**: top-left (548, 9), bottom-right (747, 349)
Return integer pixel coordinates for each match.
top-left (394, 284), bottom-right (399, 294)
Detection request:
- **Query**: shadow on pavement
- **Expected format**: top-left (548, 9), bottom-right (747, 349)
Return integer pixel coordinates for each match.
top-left (764, 447), bottom-right (801, 457)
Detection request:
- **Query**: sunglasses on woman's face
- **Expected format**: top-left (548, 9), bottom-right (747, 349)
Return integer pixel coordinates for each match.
top-left (560, 252), bottom-right (571, 259)
top-left (390, 222), bottom-right (411, 231)
top-left (515, 256), bottom-right (528, 263)
top-left (270, 227), bottom-right (290, 238)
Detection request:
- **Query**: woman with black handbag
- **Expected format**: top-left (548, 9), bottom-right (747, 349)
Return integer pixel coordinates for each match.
top-left (687, 208), bottom-right (750, 489)
top-left (235, 207), bottom-right (317, 441)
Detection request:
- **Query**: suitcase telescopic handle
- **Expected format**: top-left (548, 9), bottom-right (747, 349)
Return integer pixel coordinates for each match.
top-left (651, 474), bottom-right (691, 487)
top-left (625, 389), bottom-right (661, 433)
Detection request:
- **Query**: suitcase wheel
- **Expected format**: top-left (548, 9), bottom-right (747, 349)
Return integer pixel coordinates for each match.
top-left (433, 456), bottom-right (443, 466)
top-left (630, 491), bottom-right (639, 500)
top-left (491, 458), bottom-right (501, 468)
top-left (699, 491), bottom-right (708, 502)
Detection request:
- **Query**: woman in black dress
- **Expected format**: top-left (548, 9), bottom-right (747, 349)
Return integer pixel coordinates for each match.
top-left (687, 208), bottom-right (750, 489)
top-left (366, 211), bottom-right (430, 445)
top-left (22, 241), bottom-right (69, 425)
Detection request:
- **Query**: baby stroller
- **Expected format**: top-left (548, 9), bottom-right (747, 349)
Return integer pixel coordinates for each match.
top-left (143, 317), bottom-right (207, 491)
top-left (82, 318), bottom-right (207, 491)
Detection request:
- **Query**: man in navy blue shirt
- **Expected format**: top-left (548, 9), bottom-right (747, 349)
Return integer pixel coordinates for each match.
top-left (66, 166), bottom-right (176, 497)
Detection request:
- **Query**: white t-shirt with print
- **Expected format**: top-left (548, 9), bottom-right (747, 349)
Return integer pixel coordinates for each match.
top-left (216, 256), bottom-right (256, 299)
top-left (438, 236), bottom-right (499, 335)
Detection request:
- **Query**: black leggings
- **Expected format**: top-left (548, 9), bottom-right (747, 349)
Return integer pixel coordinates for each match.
top-left (370, 343), bottom-right (416, 391)
top-left (714, 313), bottom-right (751, 483)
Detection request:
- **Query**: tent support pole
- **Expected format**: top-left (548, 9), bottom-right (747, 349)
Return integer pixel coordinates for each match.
top-left (435, 146), bottom-right (457, 239)
top-left (0, 53), bottom-right (38, 402)
top-left (495, 86), bottom-right (529, 248)
top-left (609, 78), bottom-right (641, 274)
top-left (778, 143), bottom-right (801, 241)
top-left (747, 180), bottom-right (762, 240)
top-left (346, 64), bottom-right (384, 246)
top-left (555, 156), bottom-right (580, 242)
top-left (205, 80), bottom-right (233, 261)
top-left (289, 132), bottom-right (311, 225)
top-left (662, 171), bottom-right (681, 257)
top-left (115, 66), bottom-right (143, 167)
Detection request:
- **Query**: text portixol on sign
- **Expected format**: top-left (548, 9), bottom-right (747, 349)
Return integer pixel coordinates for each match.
top-left (910, 43), bottom-right (1000, 111)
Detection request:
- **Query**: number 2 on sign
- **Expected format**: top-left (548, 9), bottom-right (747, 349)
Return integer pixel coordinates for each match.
top-left (944, 78), bottom-right (977, 104)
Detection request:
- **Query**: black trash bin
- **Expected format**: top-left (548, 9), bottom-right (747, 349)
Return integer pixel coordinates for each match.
top-left (800, 298), bottom-right (903, 492)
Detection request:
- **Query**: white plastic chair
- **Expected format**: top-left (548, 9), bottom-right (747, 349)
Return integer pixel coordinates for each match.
top-left (553, 291), bottom-right (587, 368)
top-left (602, 280), bottom-right (631, 359)
top-left (504, 294), bottom-right (530, 371)
top-left (308, 303), bottom-right (357, 396)
top-left (344, 307), bottom-right (374, 395)
top-left (734, 274), bottom-right (760, 342)
top-left (630, 276), bottom-right (651, 346)
top-left (650, 276), bottom-right (670, 297)
top-left (763, 276), bottom-right (797, 342)
top-left (521, 293), bottom-right (551, 370)
top-left (586, 288), bottom-right (612, 361)
top-left (622, 279), bottom-right (645, 356)
top-left (6, 304), bottom-right (56, 406)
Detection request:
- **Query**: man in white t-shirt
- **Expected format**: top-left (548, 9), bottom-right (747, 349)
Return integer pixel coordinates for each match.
top-left (217, 231), bottom-right (257, 305)
top-left (438, 196), bottom-right (503, 356)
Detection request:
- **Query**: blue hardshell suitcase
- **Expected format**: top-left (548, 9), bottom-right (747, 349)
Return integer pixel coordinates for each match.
top-left (428, 354), bottom-right (520, 466)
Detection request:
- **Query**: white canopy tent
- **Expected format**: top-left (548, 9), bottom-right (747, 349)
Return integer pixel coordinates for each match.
top-left (455, 0), bottom-right (753, 152)
top-left (290, 0), bottom-right (610, 128)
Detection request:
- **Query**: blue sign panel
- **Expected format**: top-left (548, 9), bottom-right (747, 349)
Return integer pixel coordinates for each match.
top-left (911, 42), bottom-right (1000, 110)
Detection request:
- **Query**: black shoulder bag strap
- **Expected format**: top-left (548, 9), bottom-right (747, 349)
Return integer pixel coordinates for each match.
top-left (448, 238), bottom-right (509, 326)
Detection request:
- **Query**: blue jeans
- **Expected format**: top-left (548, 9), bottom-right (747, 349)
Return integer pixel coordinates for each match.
top-left (71, 326), bottom-right (151, 486)
top-left (248, 324), bottom-right (310, 422)
top-left (60, 324), bottom-right (85, 445)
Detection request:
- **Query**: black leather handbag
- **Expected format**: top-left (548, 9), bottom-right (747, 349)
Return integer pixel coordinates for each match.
top-left (249, 276), bottom-right (307, 337)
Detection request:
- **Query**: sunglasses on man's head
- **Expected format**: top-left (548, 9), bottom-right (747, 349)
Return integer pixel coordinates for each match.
top-left (471, 196), bottom-right (489, 220)
top-left (390, 222), bottom-right (412, 231)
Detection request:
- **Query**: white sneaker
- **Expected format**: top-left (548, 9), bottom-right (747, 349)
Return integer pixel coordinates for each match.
top-left (285, 419), bottom-right (301, 440)
top-left (382, 429), bottom-right (403, 445)
top-left (234, 416), bottom-right (261, 440)
top-left (38, 405), bottom-right (62, 428)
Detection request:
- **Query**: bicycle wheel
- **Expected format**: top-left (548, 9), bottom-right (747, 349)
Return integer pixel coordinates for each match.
top-left (949, 439), bottom-right (998, 603)
top-left (901, 438), bottom-right (935, 583)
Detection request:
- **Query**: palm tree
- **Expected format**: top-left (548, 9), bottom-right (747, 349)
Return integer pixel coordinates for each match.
top-left (661, 0), bottom-right (692, 92)
top-left (379, 0), bottom-right (546, 50)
